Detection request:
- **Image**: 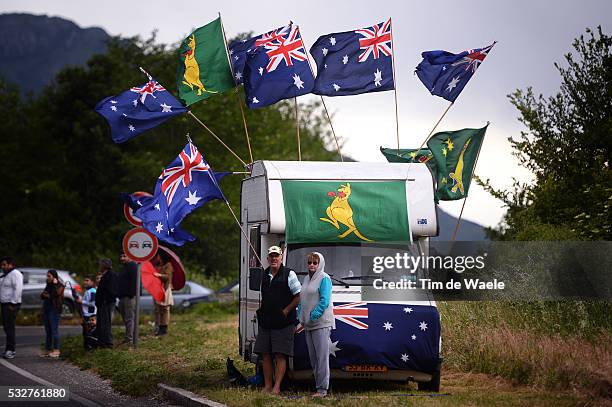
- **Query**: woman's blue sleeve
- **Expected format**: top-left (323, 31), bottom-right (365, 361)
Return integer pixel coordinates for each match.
top-left (310, 276), bottom-right (332, 320)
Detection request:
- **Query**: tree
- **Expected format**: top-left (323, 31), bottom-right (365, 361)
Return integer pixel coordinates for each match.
top-left (479, 27), bottom-right (611, 240)
top-left (0, 34), bottom-right (337, 276)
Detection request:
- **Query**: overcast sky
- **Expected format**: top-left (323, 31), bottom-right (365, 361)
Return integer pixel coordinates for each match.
top-left (3, 0), bottom-right (611, 228)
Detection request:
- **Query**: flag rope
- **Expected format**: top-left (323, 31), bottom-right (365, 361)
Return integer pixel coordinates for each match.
top-left (295, 97), bottom-right (301, 161)
top-left (390, 17), bottom-right (400, 150)
top-left (187, 111), bottom-right (248, 167)
top-left (218, 13), bottom-right (254, 164)
top-left (450, 122), bottom-right (487, 241)
top-left (320, 96), bottom-right (344, 162)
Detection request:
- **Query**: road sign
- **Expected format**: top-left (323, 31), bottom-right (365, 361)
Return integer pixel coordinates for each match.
top-left (123, 191), bottom-right (152, 227)
top-left (122, 227), bottom-right (158, 262)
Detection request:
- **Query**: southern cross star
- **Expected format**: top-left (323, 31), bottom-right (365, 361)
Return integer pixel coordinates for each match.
top-left (446, 76), bottom-right (460, 92)
top-left (401, 353), bottom-right (409, 362)
top-left (374, 69), bottom-right (383, 87)
top-left (329, 37), bottom-right (336, 46)
top-left (234, 71), bottom-right (243, 81)
top-left (342, 55), bottom-right (348, 65)
top-left (110, 105), bottom-right (117, 111)
top-left (132, 99), bottom-right (138, 107)
top-left (128, 124), bottom-right (135, 132)
top-left (258, 67), bottom-right (264, 76)
top-left (160, 103), bottom-right (172, 113)
top-left (293, 74), bottom-right (304, 89)
top-left (329, 339), bottom-right (341, 357)
top-left (333, 83), bottom-right (340, 92)
top-left (154, 203), bottom-right (160, 211)
top-left (185, 190), bottom-right (202, 206)
top-left (322, 47), bottom-right (328, 56)
top-left (252, 97), bottom-right (259, 104)
top-left (155, 222), bottom-right (164, 233)
top-left (403, 307), bottom-right (413, 313)
top-left (419, 321), bottom-right (428, 331)
top-left (383, 321), bottom-right (393, 331)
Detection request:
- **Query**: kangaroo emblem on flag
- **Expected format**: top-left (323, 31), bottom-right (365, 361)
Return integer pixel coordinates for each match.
top-left (449, 138), bottom-right (471, 195)
top-left (320, 183), bottom-right (373, 242)
top-left (181, 35), bottom-right (217, 96)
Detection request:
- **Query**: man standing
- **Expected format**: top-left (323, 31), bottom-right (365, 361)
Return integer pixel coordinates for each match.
top-left (0, 257), bottom-right (23, 359)
top-left (95, 258), bottom-right (117, 348)
top-left (254, 246), bottom-right (301, 394)
top-left (117, 253), bottom-right (138, 344)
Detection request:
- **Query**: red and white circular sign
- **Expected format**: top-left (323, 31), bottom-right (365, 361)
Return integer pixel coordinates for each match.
top-left (123, 191), bottom-right (152, 227)
top-left (122, 227), bottom-right (158, 262)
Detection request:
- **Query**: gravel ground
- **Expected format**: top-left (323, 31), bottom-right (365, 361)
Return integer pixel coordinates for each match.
top-left (3, 326), bottom-right (178, 407)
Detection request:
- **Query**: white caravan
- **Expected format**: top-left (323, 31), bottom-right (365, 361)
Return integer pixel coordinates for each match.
top-left (239, 160), bottom-right (442, 391)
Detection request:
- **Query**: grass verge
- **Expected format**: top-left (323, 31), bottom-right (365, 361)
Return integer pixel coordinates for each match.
top-left (61, 301), bottom-right (610, 406)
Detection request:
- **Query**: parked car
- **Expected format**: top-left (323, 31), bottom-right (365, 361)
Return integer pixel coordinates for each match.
top-left (216, 279), bottom-right (239, 302)
top-left (19, 267), bottom-right (82, 318)
top-left (137, 281), bottom-right (215, 312)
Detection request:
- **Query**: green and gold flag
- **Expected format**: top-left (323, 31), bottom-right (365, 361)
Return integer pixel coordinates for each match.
top-left (427, 125), bottom-right (488, 201)
top-left (380, 147), bottom-right (437, 176)
top-left (281, 180), bottom-right (411, 244)
top-left (177, 18), bottom-right (235, 106)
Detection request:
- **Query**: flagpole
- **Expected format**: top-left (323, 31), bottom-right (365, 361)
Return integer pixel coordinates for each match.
top-left (218, 12), bottom-right (254, 164)
top-left (390, 17), bottom-right (400, 150)
top-left (415, 101), bottom-right (454, 153)
top-left (320, 96), bottom-right (344, 162)
top-left (450, 122), bottom-right (487, 241)
top-left (294, 97), bottom-right (301, 161)
top-left (300, 28), bottom-right (343, 162)
top-left (187, 111), bottom-right (248, 167)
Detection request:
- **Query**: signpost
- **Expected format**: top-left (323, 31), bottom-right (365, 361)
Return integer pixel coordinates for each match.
top-left (123, 191), bottom-right (152, 227)
top-left (122, 227), bottom-right (157, 349)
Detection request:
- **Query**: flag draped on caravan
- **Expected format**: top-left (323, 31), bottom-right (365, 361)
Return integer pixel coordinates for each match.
top-left (281, 180), bottom-right (411, 244)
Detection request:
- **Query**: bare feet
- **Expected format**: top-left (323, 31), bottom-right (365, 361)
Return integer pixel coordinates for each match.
top-left (271, 388), bottom-right (281, 395)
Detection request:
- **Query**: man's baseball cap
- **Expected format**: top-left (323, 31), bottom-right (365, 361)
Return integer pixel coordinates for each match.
top-left (268, 246), bottom-right (282, 255)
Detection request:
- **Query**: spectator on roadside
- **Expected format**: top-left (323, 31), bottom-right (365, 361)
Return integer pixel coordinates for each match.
top-left (95, 258), bottom-right (117, 348)
top-left (76, 275), bottom-right (97, 350)
top-left (117, 253), bottom-right (138, 345)
top-left (0, 257), bottom-right (23, 359)
top-left (299, 252), bottom-right (335, 398)
top-left (152, 252), bottom-right (173, 336)
top-left (254, 245), bottom-right (301, 394)
top-left (40, 269), bottom-right (65, 359)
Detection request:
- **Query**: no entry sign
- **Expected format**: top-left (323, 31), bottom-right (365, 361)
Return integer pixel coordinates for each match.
top-left (123, 191), bottom-right (152, 227)
top-left (123, 227), bottom-right (158, 262)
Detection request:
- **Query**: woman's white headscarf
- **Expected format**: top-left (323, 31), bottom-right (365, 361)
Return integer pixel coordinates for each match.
top-left (311, 251), bottom-right (325, 276)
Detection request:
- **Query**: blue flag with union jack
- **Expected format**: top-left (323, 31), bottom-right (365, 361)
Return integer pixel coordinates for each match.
top-left (228, 24), bottom-right (290, 85)
top-left (242, 25), bottom-right (314, 108)
top-left (310, 19), bottom-right (395, 96)
top-left (415, 43), bottom-right (495, 102)
top-left (122, 143), bottom-right (227, 246)
top-left (95, 70), bottom-right (187, 143)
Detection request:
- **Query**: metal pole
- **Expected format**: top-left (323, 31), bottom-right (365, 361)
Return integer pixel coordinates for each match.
top-left (295, 97), bottom-right (301, 161)
top-left (133, 263), bottom-right (141, 349)
top-left (389, 18), bottom-right (400, 150)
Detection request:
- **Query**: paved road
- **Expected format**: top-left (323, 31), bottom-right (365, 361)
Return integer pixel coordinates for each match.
top-left (0, 326), bottom-right (174, 406)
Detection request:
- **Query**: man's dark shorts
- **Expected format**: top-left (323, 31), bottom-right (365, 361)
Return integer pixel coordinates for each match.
top-left (254, 324), bottom-right (295, 356)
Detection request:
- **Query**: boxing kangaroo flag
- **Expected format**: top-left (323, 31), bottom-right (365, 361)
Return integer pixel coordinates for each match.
top-left (415, 42), bottom-right (495, 102)
top-left (122, 142), bottom-right (228, 246)
top-left (177, 17), bottom-right (235, 106)
top-left (243, 25), bottom-right (314, 108)
top-left (380, 147), bottom-right (437, 176)
top-left (95, 70), bottom-right (187, 143)
top-left (311, 19), bottom-right (394, 96)
top-left (426, 125), bottom-right (488, 202)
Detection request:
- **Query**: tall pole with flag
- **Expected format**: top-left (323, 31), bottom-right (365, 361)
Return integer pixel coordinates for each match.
top-left (219, 12), bottom-right (254, 164)
top-left (414, 42), bottom-right (496, 153)
top-left (390, 18), bottom-right (400, 150)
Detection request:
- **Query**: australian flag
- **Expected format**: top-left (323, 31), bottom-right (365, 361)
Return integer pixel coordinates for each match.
top-left (311, 19), bottom-right (395, 96)
top-left (122, 143), bottom-right (227, 246)
top-left (294, 303), bottom-right (441, 374)
top-left (415, 42), bottom-right (495, 102)
top-left (95, 70), bottom-right (187, 143)
top-left (242, 25), bottom-right (314, 108)
top-left (228, 24), bottom-right (291, 85)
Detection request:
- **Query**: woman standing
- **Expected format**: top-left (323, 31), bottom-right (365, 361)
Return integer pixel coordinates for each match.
top-left (299, 252), bottom-right (335, 398)
top-left (40, 269), bottom-right (64, 358)
top-left (153, 252), bottom-right (174, 336)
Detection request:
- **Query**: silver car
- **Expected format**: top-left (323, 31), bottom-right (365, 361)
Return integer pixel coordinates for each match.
top-left (137, 281), bottom-right (215, 312)
top-left (19, 267), bottom-right (82, 318)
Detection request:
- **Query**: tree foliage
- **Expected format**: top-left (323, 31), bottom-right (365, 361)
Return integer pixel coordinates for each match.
top-left (479, 27), bottom-right (611, 240)
top-left (0, 34), bottom-right (336, 276)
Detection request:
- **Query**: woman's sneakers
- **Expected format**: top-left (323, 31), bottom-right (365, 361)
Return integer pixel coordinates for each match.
top-left (3, 350), bottom-right (16, 359)
top-left (39, 350), bottom-right (50, 358)
top-left (49, 350), bottom-right (60, 359)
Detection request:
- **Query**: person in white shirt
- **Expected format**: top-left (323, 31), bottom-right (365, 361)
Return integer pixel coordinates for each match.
top-left (0, 257), bottom-right (24, 359)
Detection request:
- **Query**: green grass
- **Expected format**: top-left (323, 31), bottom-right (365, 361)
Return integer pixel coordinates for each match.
top-left (60, 301), bottom-right (611, 406)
